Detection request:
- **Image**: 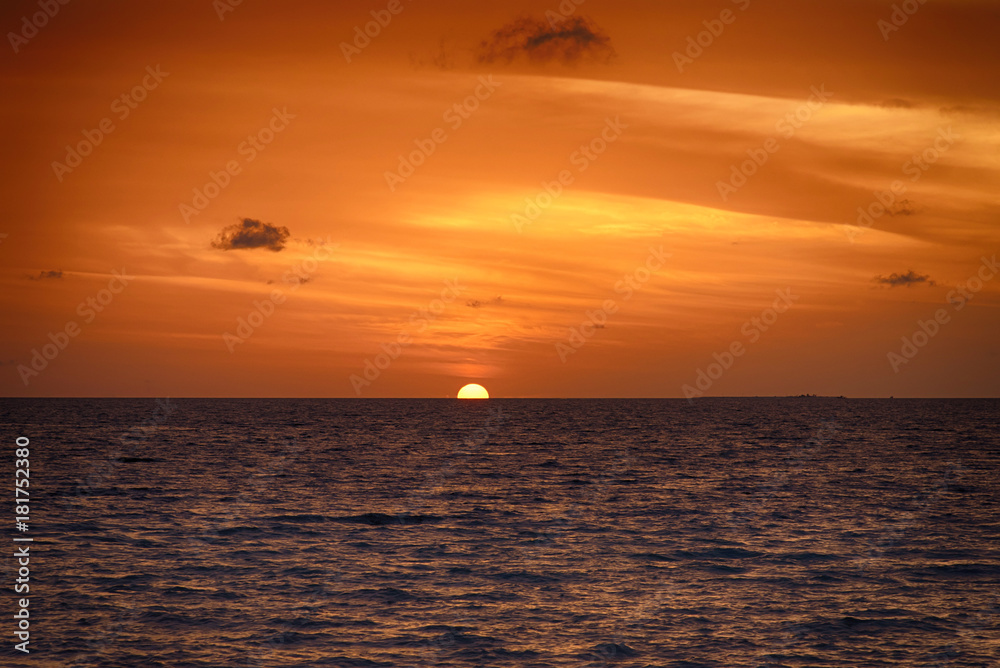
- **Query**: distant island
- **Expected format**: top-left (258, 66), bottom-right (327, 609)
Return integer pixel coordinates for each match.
top-left (688, 395), bottom-right (850, 399)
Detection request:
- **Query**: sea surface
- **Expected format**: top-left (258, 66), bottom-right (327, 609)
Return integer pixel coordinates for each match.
top-left (1, 398), bottom-right (998, 667)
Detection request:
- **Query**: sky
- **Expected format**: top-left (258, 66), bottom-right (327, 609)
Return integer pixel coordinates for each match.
top-left (1, 0), bottom-right (998, 398)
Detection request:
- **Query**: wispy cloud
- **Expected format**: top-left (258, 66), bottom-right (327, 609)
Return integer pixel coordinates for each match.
top-left (27, 270), bottom-right (63, 280)
top-left (466, 296), bottom-right (504, 309)
top-left (476, 16), bottom-right (615, 65)
top-left (874, 270), bottom-right (935, 288)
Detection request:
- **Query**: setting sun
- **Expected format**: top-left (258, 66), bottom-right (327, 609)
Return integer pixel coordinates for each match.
top-left (457, 383), bottom-right (490, 399)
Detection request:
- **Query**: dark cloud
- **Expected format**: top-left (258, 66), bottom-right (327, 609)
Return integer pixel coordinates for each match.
top-left (211, 218), bottom-right (290, 252)
top-left (889, 199), bottom-right (917, 216)
top-left (873, 270), bottom-right (936, 288)
top-left (477, 16), bottom-right (615, 65)
top-left (28, 270), bottom-right (63, 280)
top-left (268, 276), bottom-right (310, 286)
top-left (467, 296), bottom-right (504, 309)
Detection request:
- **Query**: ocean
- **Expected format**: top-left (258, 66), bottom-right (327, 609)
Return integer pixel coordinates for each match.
top-left (1, 398), bottom-right (998, 667)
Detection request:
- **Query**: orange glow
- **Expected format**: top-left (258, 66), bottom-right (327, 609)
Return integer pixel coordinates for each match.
top-left (0, 1), bottom-right (997, 397)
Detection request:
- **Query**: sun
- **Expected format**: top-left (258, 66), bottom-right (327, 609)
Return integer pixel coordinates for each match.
top-left (457, 383), bottom-right (490, 399)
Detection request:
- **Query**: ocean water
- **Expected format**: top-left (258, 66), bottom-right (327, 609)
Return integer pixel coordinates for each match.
top-left (1, 398), bottom-right (998, 667)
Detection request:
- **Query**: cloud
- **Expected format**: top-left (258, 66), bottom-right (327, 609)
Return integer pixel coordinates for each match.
top-left (28, 270), bottom-right (63, 280)
top-left (267, 276), bottom-right (309, 286)
top-left (889, 199), bottom-right (917, 216)
top-left (211, 218), bottom-right (290, 252)
top-left (466, 296), bottom-right (504, 309)
top-left (476, 16), bottom-right (615, 65)
top-left (880, 98), bottom-right (916, 109)
top-left (940, 104), bottom-right (1000, 117)
top-left (873, 270), bottom-right (936, 288)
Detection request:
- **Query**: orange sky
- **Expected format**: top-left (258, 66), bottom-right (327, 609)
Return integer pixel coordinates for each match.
top-left (1, 0), bottom-right (998, 397)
